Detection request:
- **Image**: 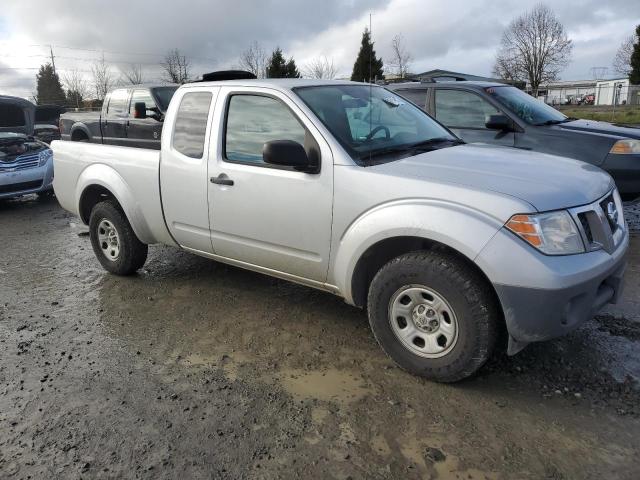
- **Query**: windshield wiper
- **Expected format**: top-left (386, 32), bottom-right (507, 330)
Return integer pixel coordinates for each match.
top-left (359, 137), bottom-right (464, 162)
top-left (534, 117), bottom-right (576, 126)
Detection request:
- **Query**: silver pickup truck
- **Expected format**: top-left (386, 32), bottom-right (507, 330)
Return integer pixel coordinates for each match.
top-left (52, 77), bottom-right (629, 382)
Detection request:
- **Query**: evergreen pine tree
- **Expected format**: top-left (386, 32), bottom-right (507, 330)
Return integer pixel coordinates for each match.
top-left (351, 28), bottom-right (384, 83)
top-left (630, 25), bottom-right (640, 85)
top-left (35, 63), bottom-right (66, 105)
top-left (266, 48), bottom-right (300, 78)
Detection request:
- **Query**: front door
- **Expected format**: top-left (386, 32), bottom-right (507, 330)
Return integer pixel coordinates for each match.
top-left (127, 89), bottom-right (164, 149)
top-left (102, 89), bottom-right (129, 146)
top-left (207, 88), bottom-right (333, 282)
top-left (434, 88), bottom-right (515, 146)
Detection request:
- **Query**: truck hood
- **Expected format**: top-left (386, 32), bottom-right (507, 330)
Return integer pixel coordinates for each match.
top-left (373, 143), bottom-right (613, 212)
top-left (0, 95), bottom-right (36, 135)
top-left (556, 119), bottom-right (640, 140)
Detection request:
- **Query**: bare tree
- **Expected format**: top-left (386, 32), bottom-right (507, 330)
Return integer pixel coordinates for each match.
top-left (90, 54), bottom-right (115, 101)
top-left (303, 56), bottom-right (338, 79)
top-left (493, 4), bottom-right (573, 96)
top-left (162, 49), bottom-right (191, 84)
top-left (120, 63), bottom-right (145, 85)
top-left (238, 41), bottom-right (267, 79)
top-left (62, 69), bottom-right (89, 108)
top-left (387, 34), bottom-right (413, 78)
top-left (613, 35), bottom-right (635, 77)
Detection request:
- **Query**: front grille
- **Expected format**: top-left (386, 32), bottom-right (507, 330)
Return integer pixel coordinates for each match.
top-left (570, 190), bottom-right (624, 254)
top-left (0, 180), bottom-right (43, 194)
top-left (577, 213), bottom-right (594, 243)
top-left (0, 152), bottom-right (40, 171)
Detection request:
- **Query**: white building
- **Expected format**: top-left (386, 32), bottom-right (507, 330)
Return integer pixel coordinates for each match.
top-left (595, 78), bottom-right (630, 105)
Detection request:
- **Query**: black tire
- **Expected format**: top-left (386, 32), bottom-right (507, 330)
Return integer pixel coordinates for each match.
top-left (367, 250), bottom-right (499, 383)
top-left (89, 200), bottom-right (148, 275)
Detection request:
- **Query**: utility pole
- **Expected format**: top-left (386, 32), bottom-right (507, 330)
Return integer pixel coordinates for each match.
top-left (49, 45), bottom-right (56, 75)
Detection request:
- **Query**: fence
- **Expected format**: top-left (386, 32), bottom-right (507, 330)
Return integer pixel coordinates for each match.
top-left (535, 84), bottom-right (640, 107)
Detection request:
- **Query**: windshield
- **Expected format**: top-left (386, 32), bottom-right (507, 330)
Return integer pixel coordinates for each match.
top-left (153, 87), bottom-right (178, 111)
top-left (486, 86), bottom-right (567, 125)
top-left (294, 85), bottom-right (459, 164)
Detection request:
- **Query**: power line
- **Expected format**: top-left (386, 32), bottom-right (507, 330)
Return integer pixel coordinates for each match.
top-left (19, 43), bottom-right (216, 63)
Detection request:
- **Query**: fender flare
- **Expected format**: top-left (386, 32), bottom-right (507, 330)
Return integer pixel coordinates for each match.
top-left (70, 123), bottom-right (92, 141)
top-left (331, 199), bottom-right (505, 305)
top-left (75, 163), bottom-right (156, 244)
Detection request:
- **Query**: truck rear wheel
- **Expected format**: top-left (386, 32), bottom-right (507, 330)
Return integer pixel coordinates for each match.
top-left (89, 200), bottom-right (148, 275)
top-left (367, 250), bottom-right (499, 383)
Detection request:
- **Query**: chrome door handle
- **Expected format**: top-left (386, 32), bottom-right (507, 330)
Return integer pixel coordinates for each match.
top-left (210, 174), bottom-right (234, 186)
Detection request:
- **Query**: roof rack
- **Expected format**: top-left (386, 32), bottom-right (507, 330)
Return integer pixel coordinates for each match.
top-left (193, 70), bottom-right (257, 82)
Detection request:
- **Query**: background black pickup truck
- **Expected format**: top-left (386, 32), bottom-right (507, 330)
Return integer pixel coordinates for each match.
top-left (59, 85), bottom-right (177, 149)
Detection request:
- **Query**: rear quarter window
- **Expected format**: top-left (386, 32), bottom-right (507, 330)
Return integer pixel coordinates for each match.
top-left (172, 92), bottom-right (212, 159)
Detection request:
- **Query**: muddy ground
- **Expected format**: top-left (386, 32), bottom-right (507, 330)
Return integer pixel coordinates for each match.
top-left (1, 196), bottom-right (639, 480)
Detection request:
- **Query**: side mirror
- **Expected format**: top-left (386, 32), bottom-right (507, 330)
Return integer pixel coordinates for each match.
top-left (485, 114), bottom-right (512, 131)
top-left (263, 140), bottom-right (317, 173)
top-left (134, 102), bottom-right (147, 119)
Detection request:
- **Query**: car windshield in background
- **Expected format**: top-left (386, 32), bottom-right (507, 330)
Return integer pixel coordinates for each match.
top-left (294, 85), bottom-right (459, 165)
top-left (153, 87), bottom-right (178, 111)
top-left (486, 86), bottom-right (568, 125)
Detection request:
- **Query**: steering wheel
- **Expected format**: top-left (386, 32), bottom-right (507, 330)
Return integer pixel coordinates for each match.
top-left (365, 125), bottom-right (391, 141)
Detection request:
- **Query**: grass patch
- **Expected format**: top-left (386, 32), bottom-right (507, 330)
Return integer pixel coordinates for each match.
top-left (560, 107), bottom-right (640, 125)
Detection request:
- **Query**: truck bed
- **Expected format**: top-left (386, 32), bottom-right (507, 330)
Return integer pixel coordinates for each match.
top-left (51, 140), bottom-right (174, 246)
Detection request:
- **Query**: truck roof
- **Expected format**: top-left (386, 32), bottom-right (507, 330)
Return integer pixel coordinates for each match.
top-left (181, 78), bottom-right (367, 91)
top-left (387, 81), bottom-right (510, 90)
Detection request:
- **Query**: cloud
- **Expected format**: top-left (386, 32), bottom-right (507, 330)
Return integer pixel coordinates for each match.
top-left (0, 0), bottom-right (638, 97)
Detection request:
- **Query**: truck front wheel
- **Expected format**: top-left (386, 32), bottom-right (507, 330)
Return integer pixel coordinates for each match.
top-left (367, 250), bottom-right (499, 383)
top-left (89, 200), bottom-right (148, 275)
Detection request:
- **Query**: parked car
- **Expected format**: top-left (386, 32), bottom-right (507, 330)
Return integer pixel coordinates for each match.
top-left (0, 95), bottom-right (54, 199)
top-left (59, 85), bottom-right (178, 149)
top-left (52, 77), bottom-right (628, 382)
top-left (388, 81), bottom-right (640, 198)
top-left (34, 104), bottom-right (66, 144)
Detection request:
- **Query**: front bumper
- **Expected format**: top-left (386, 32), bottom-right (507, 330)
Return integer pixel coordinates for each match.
top-left (603, 153), bottom-right (640, 197)
top-left (476, 222), bottom-right (629, 354)
top-left (0, 160), bottom-right (54, 199)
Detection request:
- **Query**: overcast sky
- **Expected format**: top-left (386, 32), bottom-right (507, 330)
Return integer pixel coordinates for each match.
top-left (0, 0), bottom-right (638, 99)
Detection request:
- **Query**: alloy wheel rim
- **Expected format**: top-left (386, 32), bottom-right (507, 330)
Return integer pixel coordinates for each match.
top-left (388, 284), bottom-right (459, 358)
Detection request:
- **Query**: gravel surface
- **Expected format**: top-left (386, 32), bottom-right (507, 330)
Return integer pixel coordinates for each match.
top-left (1, 196), bottom-right (639, 479)
top-left (625, 200), bottom-right (640, 232)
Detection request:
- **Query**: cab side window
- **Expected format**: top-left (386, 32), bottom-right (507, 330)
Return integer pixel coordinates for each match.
top-left (396, 89), bottom-right (428, 109)
top-left (129, 90), bottom-right (157, 115)
top-left (224, 95), bottom-right (307, 165)
top-left (107, 89), bottom-right (130, 116)
top-left (435, 89), bottom-right (500, 129)
top-left (172, 92), bottom-right (212, 159)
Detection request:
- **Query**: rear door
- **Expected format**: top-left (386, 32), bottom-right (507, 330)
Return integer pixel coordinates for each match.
top-left (159, 87), bottom-right (218, 253)
top-left (101, 89), bottom-right (130, 146)
top-left (126, 89), bottom-right (164, 149)
top-left (433, 88), bottom-right (515, 146)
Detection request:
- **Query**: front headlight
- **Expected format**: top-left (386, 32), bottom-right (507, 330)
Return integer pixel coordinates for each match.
top-left (610, 139), bottom-right (640, 154)
top-left (38, 148), bottom-right (53, 166)
top-left (505, 210), bottom-right (584, 255)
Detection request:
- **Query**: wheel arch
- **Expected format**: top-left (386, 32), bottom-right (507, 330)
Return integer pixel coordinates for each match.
top-left (331, 201), bottom-right (506, 308)
top-left (76, 164), bottom-right (155, 244)
top-left (70, 123), bottom-right (91, 141)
